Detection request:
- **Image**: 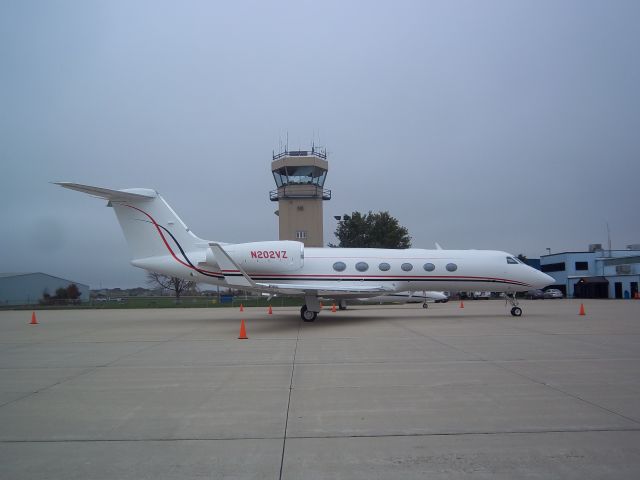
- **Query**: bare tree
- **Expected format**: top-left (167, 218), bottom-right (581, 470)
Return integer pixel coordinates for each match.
top-left (146, 272), bottom-right (197, 303)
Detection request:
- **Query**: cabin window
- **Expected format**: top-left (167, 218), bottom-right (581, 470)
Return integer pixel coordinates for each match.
top-left (446, 263), bottom-right (458, 272)
top-left (507, 257), bottom-right (518, 264)
top-left (423, 262), bottom-right (435, 272)
top-left (355, 262), bottom-right (369, 272)
top-left (333, 261), bottom-right (346, 272)
top-left (401, 263), bottom-right (413, 272)
top-left (378, 262), bottom-right (390, 271)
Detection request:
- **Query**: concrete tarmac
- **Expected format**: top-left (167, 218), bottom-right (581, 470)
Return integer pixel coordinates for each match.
top-left (1, 299), bottom-right (639, 478)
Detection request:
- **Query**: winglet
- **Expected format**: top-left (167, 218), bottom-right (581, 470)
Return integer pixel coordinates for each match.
top-left (209, 243), bottom-right (256, 288)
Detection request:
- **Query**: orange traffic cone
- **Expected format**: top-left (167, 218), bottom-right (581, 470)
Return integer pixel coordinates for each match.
top-left (238, 319), bottom-right (248, 339)
top-left (30, 311), bottom-right (38, 325)
top-left (331, 303), bottom-right (337, 313)
top-left (579, 303), bottom-right (586, 316)
top-left (319, 301), bottom-right (323, 309)
top-left (459, 300), bottom-right (465, 309)
top-left (268, 305), bottom-right (273, 315)
top-left (239, 304), bottom-right (244, 312)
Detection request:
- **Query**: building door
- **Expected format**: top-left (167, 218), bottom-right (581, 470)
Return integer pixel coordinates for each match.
top-left (631, 282), bottom-right (638, 299)
top-left (614, 282), bottom-right (623, 299)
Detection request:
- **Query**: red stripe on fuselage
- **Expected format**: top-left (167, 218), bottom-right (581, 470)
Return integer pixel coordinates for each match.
top-left (124, 204), bottom-right (223, 277)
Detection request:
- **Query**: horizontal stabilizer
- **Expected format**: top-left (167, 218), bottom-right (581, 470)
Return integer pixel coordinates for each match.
top-left (55, 182), bottom-right (157, 202)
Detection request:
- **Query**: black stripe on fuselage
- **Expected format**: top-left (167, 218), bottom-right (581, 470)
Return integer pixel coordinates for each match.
top-left (153, 223), bottom-right (223, 280)
top-left (248, 276), bottom-right (530, 287)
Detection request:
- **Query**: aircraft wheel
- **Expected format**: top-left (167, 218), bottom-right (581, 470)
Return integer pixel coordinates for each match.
top-left (422, 302), bottom-right (429, 309)
top-left (510, 307), bottom-right (522, 317)
top-left (338, 300), bottom-right (348, 310)
top-left (301, 305), bottom-right (317, 322)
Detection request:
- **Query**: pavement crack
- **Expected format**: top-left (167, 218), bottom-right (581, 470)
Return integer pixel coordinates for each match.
top-left (279, 316), bottom-right (301, 480)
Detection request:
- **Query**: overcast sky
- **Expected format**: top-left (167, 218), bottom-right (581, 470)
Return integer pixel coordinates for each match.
top-left (1, 0), bottom-right (639, 288)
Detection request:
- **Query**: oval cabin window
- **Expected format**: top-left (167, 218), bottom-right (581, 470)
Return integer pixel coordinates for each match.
top-left (355, 262), bottom-right (369, 272)
top-left (333, 261), bottom-right (347, 272)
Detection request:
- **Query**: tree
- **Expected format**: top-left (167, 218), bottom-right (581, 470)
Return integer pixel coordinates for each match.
top-left (66, 284), bottom-right (80, 300)
top-left (146, 272), bottom-right (197, 303)
top-left (332, 211), bottom-right (412, 248)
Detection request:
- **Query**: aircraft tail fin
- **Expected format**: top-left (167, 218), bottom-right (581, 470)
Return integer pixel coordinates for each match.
top-left (56, 182), bottom-right (204, 261)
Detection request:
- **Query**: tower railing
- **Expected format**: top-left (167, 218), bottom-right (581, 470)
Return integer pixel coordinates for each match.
top-left (272, 149), bottom-right (327, 161)
top-left (270, 185), bottom-right (331, 201)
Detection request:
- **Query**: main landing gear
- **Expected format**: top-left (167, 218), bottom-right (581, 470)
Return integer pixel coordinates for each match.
top-left (300, 305), bottom-right (317, 322)
top-left (506, 293), bottom-right (522, 317)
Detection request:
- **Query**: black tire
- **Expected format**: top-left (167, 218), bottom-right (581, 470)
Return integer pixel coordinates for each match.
top-left (511, 307), bottom-right (522, 317)
top-left (422, 303), bottom-right (429, 309)
top-left (301, 305), bottom-right (317, 322)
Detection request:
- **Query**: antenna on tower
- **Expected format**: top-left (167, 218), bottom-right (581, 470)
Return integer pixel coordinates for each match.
top-left (606, 222), bottom-right (612, 256)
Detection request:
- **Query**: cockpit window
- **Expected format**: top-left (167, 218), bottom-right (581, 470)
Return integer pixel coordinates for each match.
top-left (507, 257), bottom-right (518, 264)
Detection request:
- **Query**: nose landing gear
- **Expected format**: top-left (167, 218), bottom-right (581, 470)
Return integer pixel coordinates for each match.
top-left (506, 293), bottom-right (522, 317)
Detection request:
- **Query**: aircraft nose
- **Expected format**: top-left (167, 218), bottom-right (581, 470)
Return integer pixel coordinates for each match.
top-left (533, 270), bottom-right (555, 289)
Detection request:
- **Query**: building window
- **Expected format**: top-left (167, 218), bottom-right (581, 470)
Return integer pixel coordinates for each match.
top-left (541, 262), bottom-right (565, 273)
top-left (575, 261), bottom-right (588, 271)
top-left (423, 263), bottom-right (435, 272)
top-left (378, 262), bottom-right (390, 271)
top-left (401, 263), bottom-right (413, 272)
top-left (295, 231), bottom-right (307, 240)
top-left (446, 263), bottom-right (458, 272)
top-left (355, 262), bottom-right (369, 272)
top-left (333, 261), bottom-right (346, 272)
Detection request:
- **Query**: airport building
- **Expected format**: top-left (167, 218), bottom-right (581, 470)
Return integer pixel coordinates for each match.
top-left (270, 147), bottom-right (330, 247)
top-left (540, 244), bottom-right (640, 299)
top-left (0, 272), bottom-right (90, 306)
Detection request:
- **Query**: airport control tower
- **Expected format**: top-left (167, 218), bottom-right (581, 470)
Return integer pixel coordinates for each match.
top-left (270, 146), bottom-right (330, 247)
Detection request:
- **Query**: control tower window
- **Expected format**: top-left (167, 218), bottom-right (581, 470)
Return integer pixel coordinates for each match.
top-left (274, 166), bottom-right (328, 187)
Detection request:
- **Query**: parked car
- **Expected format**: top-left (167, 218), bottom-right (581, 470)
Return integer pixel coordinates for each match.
top-left (526, 289), bottom-right (544, 299)
top-left (471, 291), bottom-right (491, 300)
top-left (543, 288), bottom-right (564, 299)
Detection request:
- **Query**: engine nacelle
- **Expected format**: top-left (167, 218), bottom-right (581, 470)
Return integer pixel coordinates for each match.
top-left (218, 240), bottom-right (304, 273)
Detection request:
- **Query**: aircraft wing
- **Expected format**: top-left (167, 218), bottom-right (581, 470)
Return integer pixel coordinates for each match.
top-left (254, 282), bottom-right (393, 296)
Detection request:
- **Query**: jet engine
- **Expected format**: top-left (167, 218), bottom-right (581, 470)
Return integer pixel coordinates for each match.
top-left (208, 240), bottom-right (304, 273)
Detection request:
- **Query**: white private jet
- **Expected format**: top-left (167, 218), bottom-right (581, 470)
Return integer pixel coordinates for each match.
top-left (56, 183), bottom-right (553, 321)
